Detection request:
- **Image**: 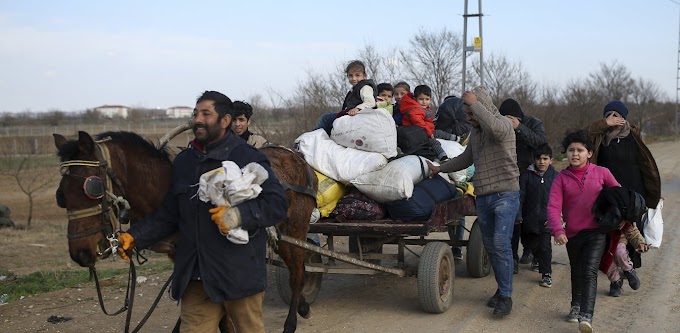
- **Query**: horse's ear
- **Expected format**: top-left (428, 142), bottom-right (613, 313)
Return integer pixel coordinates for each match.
top-left (77, 131), bottom-right (95, 155)
top-left (53, 134), bottom-right (67, 150)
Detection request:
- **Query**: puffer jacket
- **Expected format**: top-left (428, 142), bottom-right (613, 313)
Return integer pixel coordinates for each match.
top-left (519, 164), bottom-right (558, 234)
top-left (129, 131), bottom-right (288, 302)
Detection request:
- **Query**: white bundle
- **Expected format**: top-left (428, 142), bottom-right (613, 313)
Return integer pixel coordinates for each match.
top-left (197, 161), bottom-right (269, 244)
top-left (331, 108), bottom-right (398, 158)
top-left (350, 155), bottom-right (431, 203)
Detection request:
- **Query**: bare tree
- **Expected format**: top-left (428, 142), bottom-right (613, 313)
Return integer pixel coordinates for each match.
top-left (629, 77), bottom-right (664, 132)
top-left (588, 61), bottom-right (635, 101)
top-left (399, 28), bottom-right (464, 106)
top-left (469, 53), bottom-right (537, 104)
top-left (357, 44), bottom-right (384, 82)
top-left (0, 149), bottom-right (55, 228)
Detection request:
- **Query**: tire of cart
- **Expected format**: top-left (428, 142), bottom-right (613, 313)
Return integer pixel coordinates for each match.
top-left (466, 218), bottom-right (491, 278)
top-left (417, 241), bottom-right (455, 313)
top-left (274, 240), bottom-right (323, 305)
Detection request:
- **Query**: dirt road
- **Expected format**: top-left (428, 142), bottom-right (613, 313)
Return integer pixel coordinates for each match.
top-left (1, 140), bottom-right (678, 333)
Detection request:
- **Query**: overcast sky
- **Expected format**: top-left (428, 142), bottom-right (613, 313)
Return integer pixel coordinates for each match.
top-left (1, 0), bottom-right (678, 112)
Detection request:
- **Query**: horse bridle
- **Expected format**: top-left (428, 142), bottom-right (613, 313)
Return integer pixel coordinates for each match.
top-left (59, 138), bottom-right (130, 257)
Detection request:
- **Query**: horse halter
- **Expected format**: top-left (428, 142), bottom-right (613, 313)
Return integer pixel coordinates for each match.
top-left (59, 138), bottom-right (131, 258)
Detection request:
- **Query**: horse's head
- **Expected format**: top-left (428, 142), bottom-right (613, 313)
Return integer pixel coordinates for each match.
top-left (54, 131), bottom-right (123, 267)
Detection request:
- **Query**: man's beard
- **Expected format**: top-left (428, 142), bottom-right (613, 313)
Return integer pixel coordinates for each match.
top-left (192, 123), bottom-right (223, 144)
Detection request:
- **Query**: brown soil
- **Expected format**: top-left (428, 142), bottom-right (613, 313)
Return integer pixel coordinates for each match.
top-left (1, 140), bottom-right (679, 332)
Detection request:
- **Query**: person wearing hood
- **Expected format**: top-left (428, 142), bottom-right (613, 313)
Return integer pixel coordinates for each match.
top-left (587, 100), bottom-right (661, 277)
top-left (428, 86), bottom-right (519, 316)
top-left (499, 98), bottom-right (547, 272)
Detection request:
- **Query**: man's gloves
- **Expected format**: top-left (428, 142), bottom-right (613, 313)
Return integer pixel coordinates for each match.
top-left (117, 233), bottom-right (135, 261)
top-left (209, 206), bottom-right (242, 235)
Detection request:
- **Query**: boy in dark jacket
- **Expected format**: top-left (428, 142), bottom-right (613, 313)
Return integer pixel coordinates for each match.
top-left (519, 144), bottom-right (558, 287)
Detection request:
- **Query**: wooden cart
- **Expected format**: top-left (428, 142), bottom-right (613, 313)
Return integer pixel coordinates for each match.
top-left (270, 194), bottom-right (490, 314)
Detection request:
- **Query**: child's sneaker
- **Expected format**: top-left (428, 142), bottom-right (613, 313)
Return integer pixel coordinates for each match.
top-left (531, 258), bottom-right (539, 271)
top-left (608, 279), bottom-right (623, 297)
top-left (624, 268), bottom-right (640, 290)
top-left (578, 313), bottom-right (593, 333)
top-left (539, 273), bottom-right (552, 288)
top-left (565, 305), bottom-right (580, 323)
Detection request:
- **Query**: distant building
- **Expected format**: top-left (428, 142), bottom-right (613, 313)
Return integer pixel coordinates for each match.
top-left (166, 106), bottom-right (194, 119)
top-left (94, 105), bottom-right (129, 119)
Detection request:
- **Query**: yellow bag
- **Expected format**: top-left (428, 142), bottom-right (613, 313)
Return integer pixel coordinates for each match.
top-left (315, 171), bottom-right (346, 217)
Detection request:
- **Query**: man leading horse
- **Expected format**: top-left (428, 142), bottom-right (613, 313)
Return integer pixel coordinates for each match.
top-left (117, 90), bottom-right (288, 333)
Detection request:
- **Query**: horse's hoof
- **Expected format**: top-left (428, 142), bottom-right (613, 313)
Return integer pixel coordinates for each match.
top-left (300, 303), bottom-right (311, 319)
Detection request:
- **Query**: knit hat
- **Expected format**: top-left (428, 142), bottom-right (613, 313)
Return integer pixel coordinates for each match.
top-left (499, 98), bottom-right (525, 119)
top-left (603, 100), bottom-right (628, 119)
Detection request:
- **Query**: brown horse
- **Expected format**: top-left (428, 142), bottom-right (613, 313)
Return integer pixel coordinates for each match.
top-left (53, 131), bottom-right (317, 333)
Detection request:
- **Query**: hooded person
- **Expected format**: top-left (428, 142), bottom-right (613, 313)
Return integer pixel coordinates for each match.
top-left (499, 98), bottom-right (548, 269)
top-left (587, 100), bottom-right (661, 270)
top-left (427, 86), bottom-right (520, 316)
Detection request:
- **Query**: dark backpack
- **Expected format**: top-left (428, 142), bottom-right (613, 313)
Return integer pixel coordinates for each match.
top-left (396, 125), bottom-right (437, 160)
top-left (592, 187), bottom-right (647, 233)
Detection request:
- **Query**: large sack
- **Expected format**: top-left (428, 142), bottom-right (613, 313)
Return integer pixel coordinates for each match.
top-left (315, 171), bottom-right (347, 217)
top-left (385, 175), bottom-right (460, 222)
top-left (331, 108), bottom-right (398, 158)
top-left (295, 129), bottom-right (388, 184)
top-left (332, 189), bottom-right (386, 220)
top-left (350, 155), bottom-right (431, 203)
top-left (437, 139), bottom-right (475, 183)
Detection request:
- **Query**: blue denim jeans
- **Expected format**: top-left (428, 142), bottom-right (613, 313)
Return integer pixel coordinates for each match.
top-left (314, 112), bottom-right (337, 136)
top-left (476, 191), bottom-right (519, 297)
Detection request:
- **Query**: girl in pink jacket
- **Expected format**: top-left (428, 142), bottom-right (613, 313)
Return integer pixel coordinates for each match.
top-left (547, 130), bottom-right (619, 333)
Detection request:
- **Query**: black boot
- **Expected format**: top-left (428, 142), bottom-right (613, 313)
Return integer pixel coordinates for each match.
top-left (493, 295), bottom-right (513, 316)
top-left (486, 289), bottom-right (501, 308)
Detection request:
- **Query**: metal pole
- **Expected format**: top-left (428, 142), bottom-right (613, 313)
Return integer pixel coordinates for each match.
top-left (478, 0), bottom-right (484, 87)
top-left (462, 0), bottom-right (469, 93)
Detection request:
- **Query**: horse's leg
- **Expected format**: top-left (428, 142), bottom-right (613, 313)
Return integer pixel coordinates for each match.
top-left (277, 239), bottom-right (302, 333)
top-left (172, 318), bottom-right (180, 333)
top-left (218, 313), bottom-right (236, 333)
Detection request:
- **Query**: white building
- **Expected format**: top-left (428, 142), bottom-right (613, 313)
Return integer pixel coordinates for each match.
top-left (94, 105), bottom-right (129, 119)
top-left (166, 106), bottom-right (194, 119)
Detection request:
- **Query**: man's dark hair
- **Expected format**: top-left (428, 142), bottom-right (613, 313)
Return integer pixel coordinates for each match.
top-left (232, 101), bottom-right (253, 119)
top-left (394, 81), bottom-right (410, 91)
top-left (533, 144), bottom-right (553, 159)
top-left (377, 83), bottom-right (394, 94)
top-left (196, 91), bottom-right (233, 119)
top-left (561, 130), bottom-right (594, 152)
top-left (414, 85), bottom-right (432, 98)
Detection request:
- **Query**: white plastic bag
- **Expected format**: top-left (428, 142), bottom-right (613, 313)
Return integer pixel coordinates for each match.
top-left (643, 198), bottom-right (663, 248)
top-left (350, 155), bottom-right (431, 203)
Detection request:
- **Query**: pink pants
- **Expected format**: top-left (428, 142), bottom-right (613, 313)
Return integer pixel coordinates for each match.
top-left (606, 243), bottom-right (633, 282)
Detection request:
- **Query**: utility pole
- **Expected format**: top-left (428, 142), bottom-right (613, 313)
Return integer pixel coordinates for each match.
top-left (462, 0), bottom-right (483, 93)
top-left (671, 0), bottom-right (680, 135)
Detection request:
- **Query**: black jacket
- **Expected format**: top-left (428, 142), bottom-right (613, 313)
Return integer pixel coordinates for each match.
top-left (342, 79), bottom-right (377, 110)
top-left (129, 131), bottom-right (288, 302)
top-left (515, 116), bottom-right (547, 171)
top-left (519, 164), bottom-right (558, 234)
top-left (434, 96), bottom-right (472, 136)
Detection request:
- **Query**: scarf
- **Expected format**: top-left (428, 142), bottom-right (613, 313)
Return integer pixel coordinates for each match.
top-left (604, 121), bottom-right (630, 146)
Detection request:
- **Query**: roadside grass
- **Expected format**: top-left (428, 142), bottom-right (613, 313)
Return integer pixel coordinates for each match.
top-left (0, 259), bottom-right (173, 304)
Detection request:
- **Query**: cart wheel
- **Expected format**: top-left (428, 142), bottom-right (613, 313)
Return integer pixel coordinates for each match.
top-left (275, 241), bottom-right (323, 305)
top-left (417, 242), bottom-right (455, 313)
top-left (466, 218), bottom-right (490, 278)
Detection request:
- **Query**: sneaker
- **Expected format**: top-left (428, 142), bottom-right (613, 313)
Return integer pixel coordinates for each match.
top-left (513, 258), bottom-right (519, 274)
top-left (578, 313), bottom-right (593, 333)
top-left (608, 279), bottom-right (623, 297)
top-left (624, 269), bottom-right (640, 290)
top-left (452, 247), bottom-right (463, 261)
top-left (539, 274), bottom-right (552, 288)
top-left (519, 250), bottom-right (533, 264)
top-left (531, 258), bottom-right (539, 271)
top-left (493, 295), bottom-right (512, 316)
top-left (566, 306), bottom-right (581, 323)
top-left (486, 289), bottom-right (501, 308)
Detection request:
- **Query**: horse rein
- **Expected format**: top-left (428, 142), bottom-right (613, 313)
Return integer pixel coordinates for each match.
top-left (60, 138), bottom-right (130, 257)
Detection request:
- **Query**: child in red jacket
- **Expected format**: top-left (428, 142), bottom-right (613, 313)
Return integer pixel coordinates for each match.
top-left (399, 85), bottom-right (448, 161)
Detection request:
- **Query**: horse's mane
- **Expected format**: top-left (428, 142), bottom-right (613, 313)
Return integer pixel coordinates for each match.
top-left (56, 131), bottom-right (170, 162)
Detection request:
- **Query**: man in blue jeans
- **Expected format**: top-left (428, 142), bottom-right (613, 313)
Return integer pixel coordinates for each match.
top-left (428, 86), bottom-right (520, 316)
